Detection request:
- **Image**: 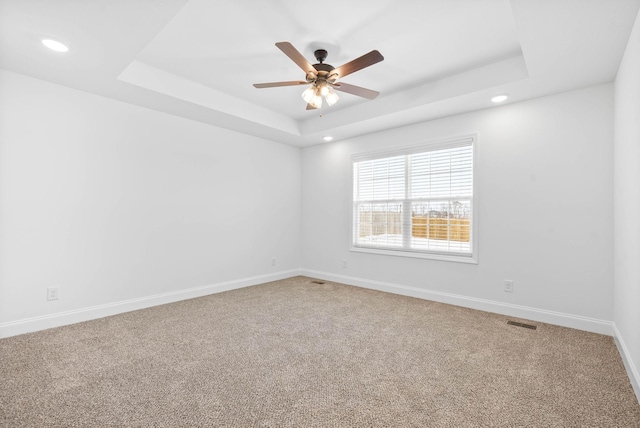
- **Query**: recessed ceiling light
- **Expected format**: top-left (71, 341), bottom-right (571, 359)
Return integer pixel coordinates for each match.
top-left (323, 136), bottom-right (333, 142)
top-left (491, 94), bottom-right (509, 103)
top-left (42, 39), bottom-right (69, 52)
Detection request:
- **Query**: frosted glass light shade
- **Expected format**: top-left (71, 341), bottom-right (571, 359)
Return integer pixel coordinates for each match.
top-left (302, 86), bottom-right (316, 103)
top-left (309, 93), bottom-right (323, 109)
top-left (325, 89), bottom-right (340, 106)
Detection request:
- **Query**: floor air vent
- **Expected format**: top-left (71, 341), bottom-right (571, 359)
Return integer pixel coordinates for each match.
top-left (311, 280), bottom-right (325, 285)
top-left (507, 320), bottom-right (538, 330)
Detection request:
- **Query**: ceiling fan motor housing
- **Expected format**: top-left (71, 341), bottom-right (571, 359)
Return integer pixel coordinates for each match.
top-left (313, 63), bottom-right (335, 73)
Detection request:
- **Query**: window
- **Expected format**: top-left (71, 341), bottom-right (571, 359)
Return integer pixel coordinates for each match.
top-left (351, 135), bottom-right (476, 263)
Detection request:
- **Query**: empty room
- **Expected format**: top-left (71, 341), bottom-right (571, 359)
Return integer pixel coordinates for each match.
top-left (1, 0), bottom-right (640, 426)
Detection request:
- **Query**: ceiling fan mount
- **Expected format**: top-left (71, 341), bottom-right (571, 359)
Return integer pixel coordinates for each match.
top-left (313, 49), bottom-right (329, 63)
top-left (253, 42), bottom-right (384, 110)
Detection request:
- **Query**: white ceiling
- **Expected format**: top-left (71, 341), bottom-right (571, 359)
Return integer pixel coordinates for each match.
top-left (1, 0), bottom-right (639, 147)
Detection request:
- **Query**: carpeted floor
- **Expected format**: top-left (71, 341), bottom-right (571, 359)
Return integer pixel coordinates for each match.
top-left (1, 276), bottom-right (639, 427)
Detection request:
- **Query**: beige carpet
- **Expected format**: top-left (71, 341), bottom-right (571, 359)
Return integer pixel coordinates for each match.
top-left (1, 276), bottom-right (639, 427)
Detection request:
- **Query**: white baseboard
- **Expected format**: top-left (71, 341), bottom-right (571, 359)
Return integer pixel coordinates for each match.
top-left (613, 323), bottom-right (640, 404)
top-left (300, 269), bottom-right (614, 336)
top-left (0, 269), bottom-right (301, 339)
top-left (0, 268), bottom-right (615, 339)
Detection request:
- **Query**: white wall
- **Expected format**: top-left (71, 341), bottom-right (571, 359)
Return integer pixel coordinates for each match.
top-left (614, 8), bottom-right (640, 401)
top-left (0, 57), bottom-right (634, 393)
top-left (302, 84), bottom-right (614, 332)
top-left (0, 70), bottom-right (301, 334)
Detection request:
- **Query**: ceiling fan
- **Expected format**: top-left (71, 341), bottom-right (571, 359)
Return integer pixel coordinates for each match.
top-left (253, 42), bottom-right (384, 110)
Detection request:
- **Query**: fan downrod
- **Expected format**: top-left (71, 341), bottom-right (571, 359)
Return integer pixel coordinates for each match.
top-left (312, 49), bottom-right (335, 74)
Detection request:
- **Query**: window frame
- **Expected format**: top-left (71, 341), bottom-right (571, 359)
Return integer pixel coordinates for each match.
top-left (350, 134), bottom-right (478, 264)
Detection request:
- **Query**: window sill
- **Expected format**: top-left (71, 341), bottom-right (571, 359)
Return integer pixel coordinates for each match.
top-left (350, 246), bottom-right (478, 264)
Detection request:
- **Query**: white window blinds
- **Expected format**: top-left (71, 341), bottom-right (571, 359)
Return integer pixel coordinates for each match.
top-left (352, 136), bottom-right (475, 260)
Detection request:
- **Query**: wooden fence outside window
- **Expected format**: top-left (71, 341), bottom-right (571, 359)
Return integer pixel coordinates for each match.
top-left (359, 212), bottom-right (470, 242)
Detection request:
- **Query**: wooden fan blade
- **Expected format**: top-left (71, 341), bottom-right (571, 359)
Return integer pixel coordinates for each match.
top-left (306, 103), bottom-right (318, 110)
top-left (253, 81), bottom-right (308, 88)
top-left (330, 82), bottom-right (380, 99)
top-left (275, 42), bottom-right (316, 75)
top-left (333, 50), bottom-right (384, 79)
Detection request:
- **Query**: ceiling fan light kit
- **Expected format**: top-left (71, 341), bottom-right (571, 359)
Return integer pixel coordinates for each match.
top-left (302, 80), bottom-right (340, 108)
top-left (254, 42), bottom-right (384, 110)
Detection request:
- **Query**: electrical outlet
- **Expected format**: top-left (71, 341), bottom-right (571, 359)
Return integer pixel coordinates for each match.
top-left (47, 286), bottom-right (59, 301)
top-left (271, 257), bottom-right (276, 266)
top-left (342, 259), bottom-right (347, 268)
top-left (504, 280), bottom-right (514, 293)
